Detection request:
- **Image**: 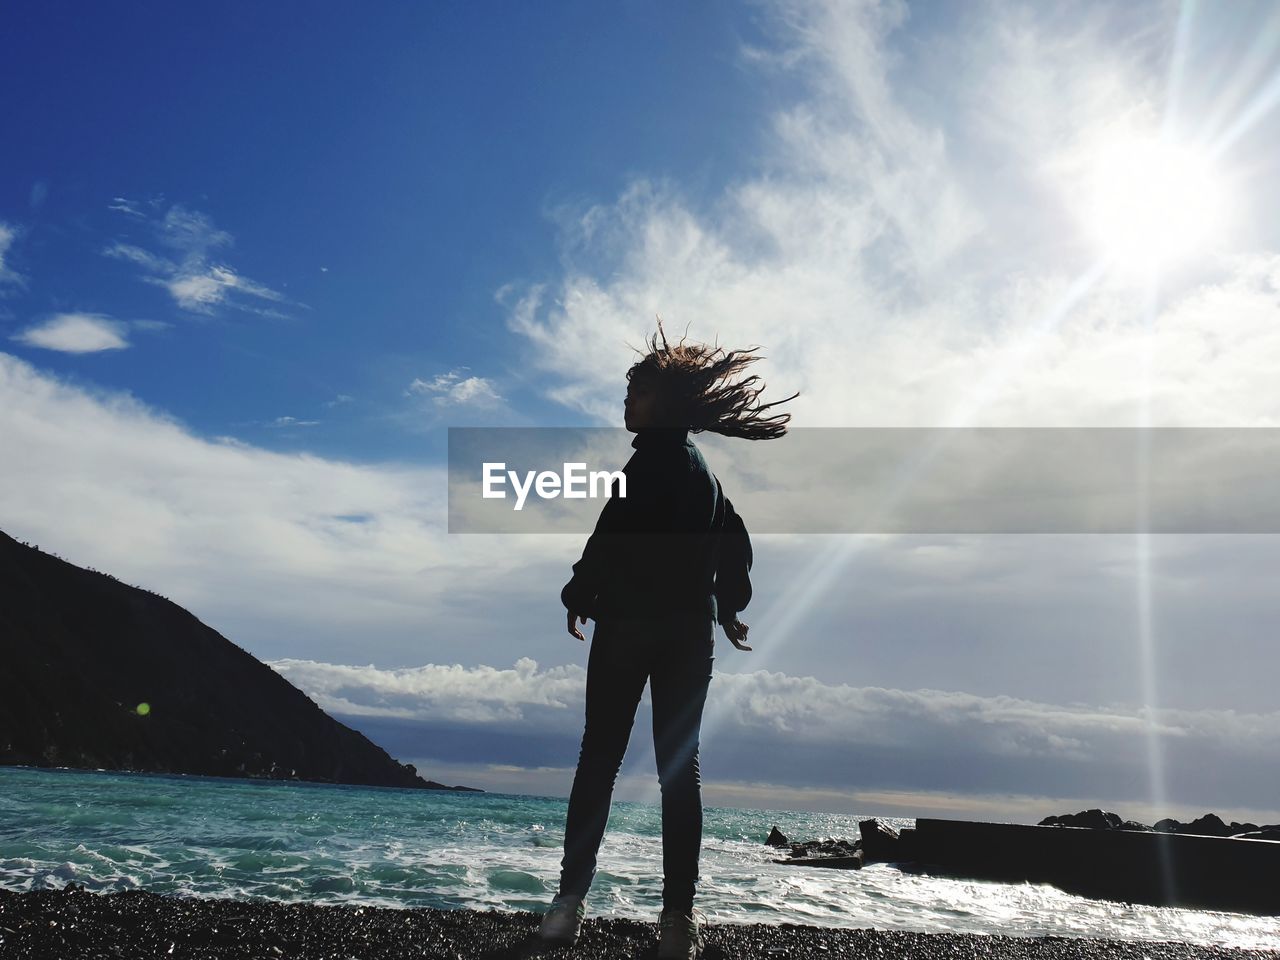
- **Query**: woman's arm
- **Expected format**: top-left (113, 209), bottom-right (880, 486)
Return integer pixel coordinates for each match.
top-left (560, 496), bottom-right (616, 624)
top-left (714, 496), bottom-right (753, 649)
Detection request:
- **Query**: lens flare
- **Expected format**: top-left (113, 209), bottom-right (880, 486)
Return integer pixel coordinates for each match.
top-left (1083, 137), bottom-right (1226, 275)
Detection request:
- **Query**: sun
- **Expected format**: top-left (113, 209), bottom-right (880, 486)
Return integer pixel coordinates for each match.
top-left (1082, 137), bottom-right (1227, 276)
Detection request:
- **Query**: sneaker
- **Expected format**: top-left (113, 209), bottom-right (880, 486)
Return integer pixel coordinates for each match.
top-left (657, 906), bottom-right (706, 959)
top-left (538, 892), bottom-right (586, 946)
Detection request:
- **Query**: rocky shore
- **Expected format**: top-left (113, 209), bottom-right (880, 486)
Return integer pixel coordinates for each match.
top-left (764, 810), bottom-right (1280, 917)
top-left (1, 886), bottom-right (1274, 960)
top-left (1038, 810), bottom-right (1280, 841)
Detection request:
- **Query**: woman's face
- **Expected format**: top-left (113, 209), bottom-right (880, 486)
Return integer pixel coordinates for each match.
top-left (624, 376), bottom-right (666, 431)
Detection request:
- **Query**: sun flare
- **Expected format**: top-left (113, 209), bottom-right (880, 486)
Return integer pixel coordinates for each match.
top-left (1083, 137), bottom-right (1227, 276)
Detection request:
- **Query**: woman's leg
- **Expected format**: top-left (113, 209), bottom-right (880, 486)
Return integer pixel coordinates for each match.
top-left (649, 613), bottom-right (715, 914)
top-left (558, 618), bottom-right (650, 899)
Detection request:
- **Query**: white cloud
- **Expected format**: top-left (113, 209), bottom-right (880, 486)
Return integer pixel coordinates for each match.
top-left (269, 656), bottom-right (584, 723)
top-left (107, 197), bottom-right (146, 218)
top-left (269, 415), bottom-right (320, 428)
top-left (0, 351), bottom-right (563, 665)
top-left (163, 269), bottom-right (231, 309)
top-left (157, 204), bottom-right (232, 256)
top-left (102, 242), bottom-right (174, 273)
top-left (0, 222), bottom-right (26, 290)
top-left (104, 202), bottom-right (288, 315)
top-left (271, 654), bottom-right (1279, 755)
top-left (164, 263), bottom-right (286, 313)
top-left (12, 313), bottom-right (130, 353)
top-left (271, 654), bottom-right (1280, 817)
top-left (407, 368), bottom-right (504, 407)
top-left (502, 0), bottom-right (1280, 431)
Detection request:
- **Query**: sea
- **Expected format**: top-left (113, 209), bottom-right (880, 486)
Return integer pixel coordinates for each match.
top-left (2, 766), bottom-right (1277, 951)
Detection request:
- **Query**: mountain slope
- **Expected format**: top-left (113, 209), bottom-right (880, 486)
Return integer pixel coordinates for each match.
top-left (0, 530), bottom-right (476, 791)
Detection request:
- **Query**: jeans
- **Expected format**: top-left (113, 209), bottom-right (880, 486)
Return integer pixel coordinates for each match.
top-left (558, 612), bottom-right (715, 913)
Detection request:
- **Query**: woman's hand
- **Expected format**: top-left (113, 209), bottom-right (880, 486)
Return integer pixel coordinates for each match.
top-left (724, 617), bottom-right (751, 651)
top-left (567, 610), bottom-right (589, 642)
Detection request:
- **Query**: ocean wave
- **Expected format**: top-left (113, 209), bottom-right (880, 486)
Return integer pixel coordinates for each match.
top-left (2, 767), bottom-right (1278, 951)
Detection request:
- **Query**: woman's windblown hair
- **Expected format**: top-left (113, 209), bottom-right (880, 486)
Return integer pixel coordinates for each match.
top-left (627, 316), bottom-right (799, 440)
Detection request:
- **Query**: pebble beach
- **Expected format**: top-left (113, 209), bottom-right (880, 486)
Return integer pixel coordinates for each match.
top-left (2, 885), bottom-right (1277, 960)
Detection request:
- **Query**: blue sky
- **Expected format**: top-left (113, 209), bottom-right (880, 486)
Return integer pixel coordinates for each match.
top-left (4, 0), bottom-right (800, 458)
top-left (5, 0), bottom-right (1280, 823)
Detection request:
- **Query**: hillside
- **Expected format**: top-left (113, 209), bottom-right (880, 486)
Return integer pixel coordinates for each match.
top-left (0, 530), bottom-right (476, 792)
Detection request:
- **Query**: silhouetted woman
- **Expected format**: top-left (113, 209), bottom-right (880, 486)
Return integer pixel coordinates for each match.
top-left (538, 320), bottom-right (797, 959)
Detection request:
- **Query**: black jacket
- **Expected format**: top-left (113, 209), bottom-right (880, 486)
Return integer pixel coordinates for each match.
top-left (560, 427), bottom-right (752, 625)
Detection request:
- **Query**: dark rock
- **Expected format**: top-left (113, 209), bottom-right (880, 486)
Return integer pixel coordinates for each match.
top-left (0, 529), bottom-right (478, 792)
top-left (1038, 809), bottom-right (1122, 830)
top-left (1153, 818), bottom-right (1182, 833)
top-left (1178, 813), bottom-right (1231, 837)
top-left (1118, 820), bottom-right (1152, 832)
top-left (1231, 829), bottom-right (1280, 841)
top-left (858, 818), bottom-right (902, 862)
top-left (897, 826), bottom-right (919, 860)
top-left (786, 838), bottom-right (860, 859)
top-left (1229, 821), bottom-right (1260, 834)
top-left (765, 826), bottom-right (789, 847)
top-left (770, 833), bottom-right (866, 872)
